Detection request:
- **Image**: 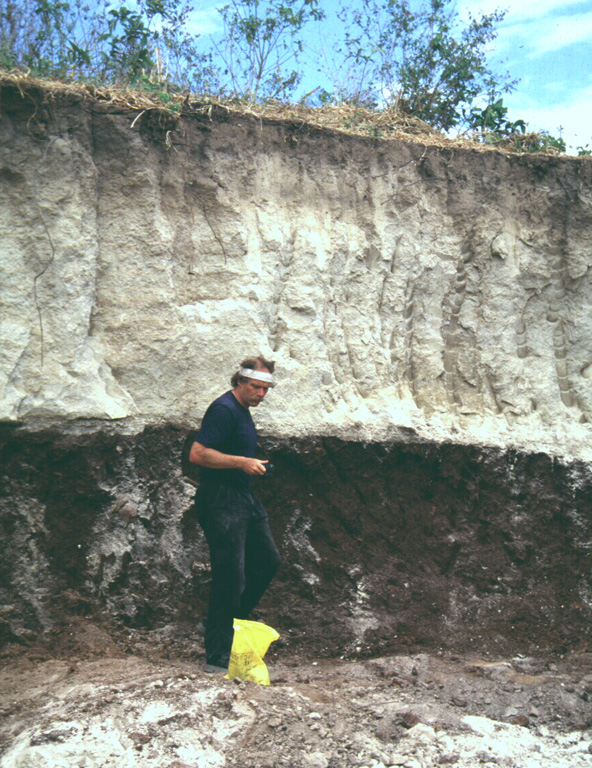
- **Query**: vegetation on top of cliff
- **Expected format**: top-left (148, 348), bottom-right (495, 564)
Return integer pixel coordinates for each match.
top-left (0, 0), bottom-right (585, 155)
top-left (0, 70), bottom-right (582, 160)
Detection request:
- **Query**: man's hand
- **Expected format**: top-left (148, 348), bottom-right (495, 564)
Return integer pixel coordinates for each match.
top-left (241, 458), bottom-right (269, 476)
top-left (190, 442), bottom-right (269, 475)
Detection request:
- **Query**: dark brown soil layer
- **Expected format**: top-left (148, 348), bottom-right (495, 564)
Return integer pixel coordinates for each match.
top-left (2, 424), bottom-right (592, 660)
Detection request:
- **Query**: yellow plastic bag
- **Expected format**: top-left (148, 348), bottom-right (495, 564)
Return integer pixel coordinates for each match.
top-left (225, 619), bottom-right (280, 686)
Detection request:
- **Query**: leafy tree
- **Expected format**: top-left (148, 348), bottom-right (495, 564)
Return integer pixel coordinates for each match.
top-left (155, 4), bottom-right (222, 94)
top-left (97, 2), bottom-right (168, 83)
top-left (466, 98), bottom-right (568, 154)
top-left (335, 0), bottom-right (515, 130)
top-left (95, 0), bottom-right (219, 90)
top-left (0, 0), bottom-right (214, 89)
top-left (0, 0), bottom-right (77, 76)
top-left (214, 0), bottom-right (324, 100)
top-left (466, 97), bottom-right (525, 141)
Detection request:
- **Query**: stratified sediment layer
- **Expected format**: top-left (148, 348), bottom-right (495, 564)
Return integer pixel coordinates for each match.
top-left (2, 426), bottom-right (591, 656)
top-left (1, 81), bottom-right (592, 653)
top-left (1, 81), bottom-right (591, 458)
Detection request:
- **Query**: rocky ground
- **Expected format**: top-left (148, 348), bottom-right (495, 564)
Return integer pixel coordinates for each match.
top-left (1, 619), bottom-right (592, 768)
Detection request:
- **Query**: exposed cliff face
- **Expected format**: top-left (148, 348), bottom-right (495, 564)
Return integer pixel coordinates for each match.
top-left (1, 80), bottom-right (592, 653)
top-left (2, 425), bottom-right (592, 657)
top-left (1, 81), bottom-right (591, 456)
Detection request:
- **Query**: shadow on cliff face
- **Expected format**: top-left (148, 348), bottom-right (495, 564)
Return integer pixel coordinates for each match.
top-left (1, 425), bottom-right (592, 659)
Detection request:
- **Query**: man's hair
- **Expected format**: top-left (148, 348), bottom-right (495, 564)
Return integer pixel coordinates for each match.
top-left (230, 355), bottom-right (275, 387)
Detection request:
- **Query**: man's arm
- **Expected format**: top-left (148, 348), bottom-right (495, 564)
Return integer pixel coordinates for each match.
top-left (189, 441), bottom-right (268, 476)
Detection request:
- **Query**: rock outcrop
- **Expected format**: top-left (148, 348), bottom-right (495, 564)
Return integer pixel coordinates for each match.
top-left (2, 81), bottom-right (591, 456)
top-left (1, 80), bottom-right (592, 653)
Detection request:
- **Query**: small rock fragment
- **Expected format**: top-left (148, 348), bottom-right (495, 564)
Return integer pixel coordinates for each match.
top-left (398, 711), bottom-right (421, 728)
top-left (451, 696), bottom-right (468, 707)
top-left (302, 751), bottom-right (329, 768)
top-left (438, 754), bottom-right (460, 765)
top-left (406, 723), bottom-right (438, 742)
top-left (509, 714), bottom-right (530, 727)
top-left (128, 731), bottom-right (151, 746)
top-left (388, 755), bottom-right (408, 766)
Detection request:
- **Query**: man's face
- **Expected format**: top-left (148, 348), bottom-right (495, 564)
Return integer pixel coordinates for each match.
top-left (235, 372), bottom-right (272, 408)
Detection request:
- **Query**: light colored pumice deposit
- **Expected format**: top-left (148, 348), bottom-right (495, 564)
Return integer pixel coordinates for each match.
top-left (1, 84), bottom-right (591, 459)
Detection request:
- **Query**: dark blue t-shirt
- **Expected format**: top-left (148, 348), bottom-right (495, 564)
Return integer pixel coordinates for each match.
top-left (194, 390), bottom-right (257, 489)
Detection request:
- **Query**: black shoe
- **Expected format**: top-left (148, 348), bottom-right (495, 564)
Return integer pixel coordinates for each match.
top-left (204, 662), bottom-right (228, 674)
top-left (204, 653), bottom-right (229, 674)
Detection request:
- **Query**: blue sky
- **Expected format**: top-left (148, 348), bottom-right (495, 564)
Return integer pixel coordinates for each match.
top-left (188, 0), bottom-right (592, 153)
top-left (459, 0), bottom-right (592, 152)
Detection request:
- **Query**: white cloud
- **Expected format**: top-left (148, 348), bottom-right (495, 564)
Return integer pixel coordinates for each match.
top-left (456, 1), bottom-right (592, 71)
top-left (525, 10), bottom-right (592, 53)
top-left (459, 0), bottom-right (588, 24)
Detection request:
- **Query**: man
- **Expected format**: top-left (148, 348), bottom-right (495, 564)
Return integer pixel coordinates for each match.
top-left (190, 355), bottom-right (281, 673)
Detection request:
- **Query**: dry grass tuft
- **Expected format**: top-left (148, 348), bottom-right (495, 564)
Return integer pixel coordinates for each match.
top-left (0, 71), bottom-right (576, 158)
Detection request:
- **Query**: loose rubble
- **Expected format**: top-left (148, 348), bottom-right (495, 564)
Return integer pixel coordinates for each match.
top-left (1, 622), bottom-right (591, 767)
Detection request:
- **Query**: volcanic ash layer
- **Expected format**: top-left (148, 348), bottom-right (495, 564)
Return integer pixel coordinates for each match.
top-left (1, 81), bottom-right (592, 461)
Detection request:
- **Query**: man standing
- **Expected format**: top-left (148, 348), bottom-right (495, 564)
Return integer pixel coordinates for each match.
top-left (190, 355), bottom-right (281, 673)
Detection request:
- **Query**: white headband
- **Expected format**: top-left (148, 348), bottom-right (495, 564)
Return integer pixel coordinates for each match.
top-left (239, 367), bottom-right (274, 384)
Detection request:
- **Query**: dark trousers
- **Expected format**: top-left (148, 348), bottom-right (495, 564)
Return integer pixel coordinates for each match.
top-left (196, 484), bottom-right (281, 666)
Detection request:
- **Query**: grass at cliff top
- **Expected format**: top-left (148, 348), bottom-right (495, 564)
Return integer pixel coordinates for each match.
top-left (0, 71), bottom-right (576, 157)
